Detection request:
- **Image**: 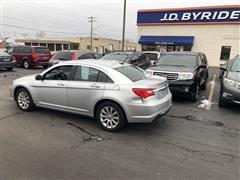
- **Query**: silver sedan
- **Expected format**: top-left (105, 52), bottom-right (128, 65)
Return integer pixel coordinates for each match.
top-left (10, 60), bottom-right (172, 131)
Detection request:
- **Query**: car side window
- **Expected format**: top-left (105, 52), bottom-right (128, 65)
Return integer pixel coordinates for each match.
top-left (44, 66), bottom-right (73, 80)
top-left (22, 47), bottom-right (32, 53)
top-left (74, 66), bottom-right (113, 83)
top-left (138, 54), bottom-right (150, 64)
top-left (13, 47), bottom-right (23, 53)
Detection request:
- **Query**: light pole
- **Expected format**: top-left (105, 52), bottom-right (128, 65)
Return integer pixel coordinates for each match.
top-left (88, 16), bottom-right (96, 52)
top-left (121, 0), bottom-right (127, 51)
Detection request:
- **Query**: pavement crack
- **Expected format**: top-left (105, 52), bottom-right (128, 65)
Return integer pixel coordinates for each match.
top-left (66, 122), bottom-right (103, 142)
top-left (162, 140), bottom-right (240, 161)
top-left (0, 112), bottom-right (24, 121)
top-left (166, 114), bottom-right (224, 127)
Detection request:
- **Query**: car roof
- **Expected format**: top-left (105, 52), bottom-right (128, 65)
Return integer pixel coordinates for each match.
top-left (161, 51), bottom-right (201, 56)
top-left (60, 59), bottom-right (129, 69)
top-left (107, 51), bottom-right (141, 55)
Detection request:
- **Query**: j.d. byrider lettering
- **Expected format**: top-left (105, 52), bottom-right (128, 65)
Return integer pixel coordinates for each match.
top-left (137, 5), bottom-right (240, 25)
top-left (160, 10), bottom-right (240, 22)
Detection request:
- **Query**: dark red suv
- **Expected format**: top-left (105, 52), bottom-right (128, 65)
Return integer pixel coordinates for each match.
top-left (7, 46), bottom-right (51, 69)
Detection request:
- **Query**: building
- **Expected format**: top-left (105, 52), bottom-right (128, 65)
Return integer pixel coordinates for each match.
top-left (137, 5), bottom-right (240, 66)
top-left (15, 37), bottom-right (137, 54)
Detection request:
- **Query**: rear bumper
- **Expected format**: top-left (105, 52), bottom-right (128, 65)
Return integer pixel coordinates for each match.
top-left (0, 61), bottom-right (16, 68)
top-left (30, 60), bottom-right (49, 66)
top-left (126, 92), bottom-right (172, 123)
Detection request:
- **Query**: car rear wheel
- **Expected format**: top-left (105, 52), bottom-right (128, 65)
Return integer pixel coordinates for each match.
top-left (190, 83), bottom-right (200, 102)
top-left (23, 60), bottom-right (30, 69)
top-left (16, 88), bottom-right (35, 111)
top-left (96, 102), bottom-right (126, 132)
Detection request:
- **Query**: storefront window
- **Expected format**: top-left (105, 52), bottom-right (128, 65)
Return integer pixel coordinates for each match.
top-left (167, 45), bottom-right (175, 51)
top-left (56, 44), bottom-right (62, 51)
top-left (183, 45), bottom-right (192, 51)
top-left (47, 43), bottom-right (54, 51)
top-left (220, 46), bottom-right (231, 60)
top-left (142, 45), bottom-right (159, 51)
top-left (175, 46), bottom-right (181, 51)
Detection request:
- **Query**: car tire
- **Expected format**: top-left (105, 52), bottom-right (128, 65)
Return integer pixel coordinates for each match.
top-left (23, 60), bottom-right (30, 69)
top-left (16, 88), bottom-right (35, 111)
top-left (6, 67), bottom-right (13, 71)
top-left (96, 101), bottom-right (126, 132)
top-left (218, 96), bottom-right (228, 108)
top-left (190, 83), bottom-right (200, 102)
top-left (200, 77), bottom-right (208, 90)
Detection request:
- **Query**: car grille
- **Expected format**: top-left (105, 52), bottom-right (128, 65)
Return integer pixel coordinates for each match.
top-left (0, 57), bottom-right (11, 62)
top-left (153, 72), bottom-right (178, 81)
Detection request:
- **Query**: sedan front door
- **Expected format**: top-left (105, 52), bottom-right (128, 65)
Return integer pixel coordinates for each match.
top-left (34, 65), bottom-right (73, 109)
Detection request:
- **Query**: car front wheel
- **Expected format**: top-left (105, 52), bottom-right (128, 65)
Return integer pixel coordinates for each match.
top-left (190, 83), bottom-right (200, 102)
top-left (96, 102), bottom-right (126, 132)
top-left (16, 88), bottom-right (35, 111)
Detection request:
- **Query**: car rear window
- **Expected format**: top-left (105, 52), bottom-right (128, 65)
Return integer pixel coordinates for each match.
top-left (34, 47), bottom-right (50, 54)
top-left (102, 53), bottom-right (129, 61)
top-left (114, 66), bottom-right (145, 82)
top-left (144, 53), bottom-right (158, 60)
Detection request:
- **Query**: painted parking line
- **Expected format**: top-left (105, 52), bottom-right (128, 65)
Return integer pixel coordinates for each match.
top-left (206, 74), bottom-right (216, 110)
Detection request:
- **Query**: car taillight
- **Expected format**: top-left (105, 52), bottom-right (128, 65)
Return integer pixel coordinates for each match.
top-left (32, 53), bottom-right (38, 60)
top-left (72, 52), bottom-right (76, 60)
top-left (132, 88), bottom-right (155, 99)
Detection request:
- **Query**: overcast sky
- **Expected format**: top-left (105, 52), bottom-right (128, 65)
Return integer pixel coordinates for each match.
top-left (1, 0), bottom-right (239, 41)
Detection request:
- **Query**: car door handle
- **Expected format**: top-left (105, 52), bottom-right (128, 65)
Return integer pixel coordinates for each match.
top-left (57, 83), bottom-right (65, 86)
top-left (90, 84), bottom-right (100, 88)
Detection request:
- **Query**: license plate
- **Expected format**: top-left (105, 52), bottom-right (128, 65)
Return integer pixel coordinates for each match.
top-left (3, 58), bottom-right (9, 62)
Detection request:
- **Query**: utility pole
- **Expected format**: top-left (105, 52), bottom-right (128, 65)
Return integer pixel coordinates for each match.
top-left (121, 0), bottom-right (127, 51)
top-left (88, 16), bottom-right (96, 52)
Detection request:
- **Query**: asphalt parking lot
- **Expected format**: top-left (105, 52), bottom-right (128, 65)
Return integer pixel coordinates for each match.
top-left (0, 67), bottom-right (239, 180)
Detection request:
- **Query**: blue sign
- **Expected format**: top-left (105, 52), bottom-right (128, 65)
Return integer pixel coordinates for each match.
top-left (137, 6), bottom-right (240, 25)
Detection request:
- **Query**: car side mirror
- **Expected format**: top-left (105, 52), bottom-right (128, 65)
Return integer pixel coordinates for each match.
top-left (199, 64), bottom-right (207, 68)
top-left (35, 75), bottom-right (43, 81)
top-left (220, 64), bottom-right (227, 71)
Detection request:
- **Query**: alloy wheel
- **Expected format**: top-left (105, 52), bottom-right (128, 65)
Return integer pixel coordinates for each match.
top-left (17, 91), bottom-right (30, 110)
top-left (100, 106), bottom-right (120, 129)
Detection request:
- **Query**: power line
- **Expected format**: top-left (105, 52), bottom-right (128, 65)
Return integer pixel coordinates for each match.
top-left (2, 15), bottom-right (82, 32)
top-left (0, 23), bottom-right (89, 35)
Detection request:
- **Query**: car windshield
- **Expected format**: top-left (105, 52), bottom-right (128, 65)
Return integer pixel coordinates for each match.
top-left (114, 66), bottom-right (145, 82)
top-left (102, 53), bottom-right (129, 61)
top-left (157, 54), bottom-right (197, 67)
top-left (231, 57), bottom-right (240, 72)
top-left (34, 47), bottom-right (50, 54)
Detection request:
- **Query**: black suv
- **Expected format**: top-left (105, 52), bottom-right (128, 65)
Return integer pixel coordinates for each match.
top-left (101, 51), bottom-right (151, 70)
top-left (146, 52), bottom-right (208, 101)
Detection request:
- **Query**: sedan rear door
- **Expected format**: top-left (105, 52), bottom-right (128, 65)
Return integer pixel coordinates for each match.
top-left (67, 65), bottom-right (109, 115)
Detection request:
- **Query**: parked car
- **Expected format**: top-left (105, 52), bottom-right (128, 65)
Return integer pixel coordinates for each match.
top-left (142, 51), bottom-right (161, 65)
top-left (219, 55), bottom-right (240, 107)
top-left (101, 51), bottom-right (151, 70)
top-left (49, 50), bottom-right (98, 66)
top-left (7, 46), bottom-right (51, 69)
top-left (10, 60), bottom-right (172, 131)
top-left (146, 52), bottom-right (208, 101)
top-left (0, 49), bottom-right (16, 71)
